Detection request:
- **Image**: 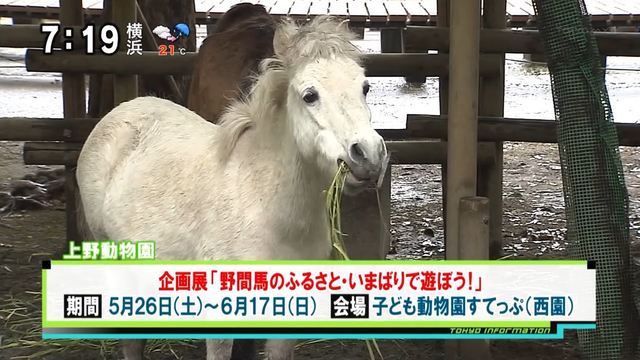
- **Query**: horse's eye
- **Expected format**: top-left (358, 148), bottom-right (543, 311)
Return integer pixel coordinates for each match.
top-left (302, 89), bottom-right (319, 104)
top-left (363, 83), bottom-right (370, 96)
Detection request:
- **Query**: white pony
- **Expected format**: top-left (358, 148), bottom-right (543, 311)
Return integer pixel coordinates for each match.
top-left (76, 16), bottom-right (386, 360)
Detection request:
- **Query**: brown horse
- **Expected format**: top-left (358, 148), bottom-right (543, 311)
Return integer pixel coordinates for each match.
top-left (187, 2), bottom-right (276, 123)
top-left (185, 3), bottom-right (276, 359)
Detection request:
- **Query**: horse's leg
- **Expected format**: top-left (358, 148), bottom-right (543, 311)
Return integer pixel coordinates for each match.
top-left (120, 339), bottom-right (146, 360)
top-left (264, 339), bottom-right (296, 360)
top-left (206, 339), bottom-right (234, 360)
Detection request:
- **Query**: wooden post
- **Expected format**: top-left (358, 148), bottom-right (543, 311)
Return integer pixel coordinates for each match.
top-left (398, 26), bottom-right (425, 84)
top-left (445, 0), bottom-right (480, 257)
top-left (59, 0), bottom-right (86, 251)
top-left (522, 26), bottom-right (547, 63)
top-left (457, 196), bottom-right (492, 360)
top-left (437, 0), bottom-right (450, 253)
top-left (478, 0), bottom-right (506, 260)
top-left (341, 167), bottom-right (391, 260)
top-left (380, 23), bottom-right (426, 83)
top-left (459, 197), bottom-right (490, 258)
top-left (88, 0), bottom-right (114, 118)
top-left (380, 28), bottom-right (403, 53)
top-left (206, 18), bottom-right (216, 35)
top-left (445, 0), bottom-right (481, 358)
top-left (112, 0), bottom-right (138, 104)
top-left (381, 26), bottom-right (425, 84)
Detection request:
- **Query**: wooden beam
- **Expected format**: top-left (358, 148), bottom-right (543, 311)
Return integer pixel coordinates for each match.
top-left (26, 50), bottom-right (194, 75)
top-left (0, 117), bottom-right (98, 142)
top-left (404, 27), bottom-right (640, 56)
top-left (25, 50), bottom-right (504, 78)
top-left (364, 54), bottom-right (501, 78)
top-left (3, 116), bottom-right (640, 146)
top-left (0, 24), bottom-right (84, 48)
top-left (24, 142), bottom-right (83, 166)
top-left (386, 141), bottom-right (497, 165)
top-left (22, 140), bottom-right (498, 166)
top-left (406, 115), bottom-right (640, 147)
top-left (7, 24), bottom-right (640, 55)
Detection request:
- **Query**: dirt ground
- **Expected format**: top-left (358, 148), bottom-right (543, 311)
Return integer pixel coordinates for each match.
top-left (0, 140), bottom-right (639, 359)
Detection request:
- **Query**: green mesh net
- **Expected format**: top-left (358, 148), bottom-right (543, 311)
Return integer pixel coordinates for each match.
top-left (531, 0), bottom-right (639, 358)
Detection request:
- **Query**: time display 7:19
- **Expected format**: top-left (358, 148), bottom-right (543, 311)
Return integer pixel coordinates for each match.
top-left (41, 23), bottom-right (119, 55)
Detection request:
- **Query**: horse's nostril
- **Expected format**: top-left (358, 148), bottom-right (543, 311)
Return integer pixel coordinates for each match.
top-left (349, 143), bottom-right (366, 163)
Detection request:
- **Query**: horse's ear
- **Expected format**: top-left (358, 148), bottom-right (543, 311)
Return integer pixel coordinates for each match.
top-left (273, 21), bottom-right (297, 58)
top-left (337, 19), bottom-right (350, 32)
top-left (336, 19), bottom-right (359, 41)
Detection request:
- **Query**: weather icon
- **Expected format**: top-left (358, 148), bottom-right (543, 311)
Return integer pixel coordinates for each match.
top-left (152, 23), bottom-right (190, 43)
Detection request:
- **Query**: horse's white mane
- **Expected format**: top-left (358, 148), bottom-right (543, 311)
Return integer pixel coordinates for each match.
top-left (270, 16), bottom-right (361, 68)
top-left (215, 16), bottom-right (362, 159)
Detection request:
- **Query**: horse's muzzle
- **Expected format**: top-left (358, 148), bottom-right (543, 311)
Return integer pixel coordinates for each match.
top-left (343, 137), bottom-right (387, 188)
